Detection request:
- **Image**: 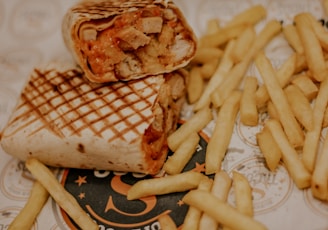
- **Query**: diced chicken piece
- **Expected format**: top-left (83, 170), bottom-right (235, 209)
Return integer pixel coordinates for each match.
top-left (117, 54), bottom-right (142, 78)
top-left (139, 17), bottom-right (163, 34)
top-left (116, 26), bottom-right (151, 50)
top-left (81, 28), bottom-right (97, 41)
top-left (158, 24), bottom-right (175, 45)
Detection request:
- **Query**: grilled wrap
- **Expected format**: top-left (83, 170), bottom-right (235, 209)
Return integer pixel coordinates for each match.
top-left (0, 63), bottom-right (186, 174)
top-left (62, 0), bottom-right (197, 83)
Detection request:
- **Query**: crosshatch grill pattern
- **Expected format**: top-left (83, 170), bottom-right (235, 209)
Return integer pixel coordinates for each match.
top-left (6, 67), bottom-right (162, 143)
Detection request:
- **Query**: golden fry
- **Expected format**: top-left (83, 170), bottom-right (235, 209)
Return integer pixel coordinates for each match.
top-left (291, 74), bottom-right (318, 100)
top-left (200, 59), bottom-right (219, 79)
top-left (240, 76), bottom-right (258, 126)
top-left (192, 47), bottom-right (223, 64)
top-left (182, 177), bottom-right (213, 230)
top-left (199, 171), bottom-right (232, 230)
top-left (231, 26), bottom-right (256, 63)
top-left (187, 67), bottom-right (204, 104)
top-left (25, 158), bottom-right (98, 230)
top-left (194, 40), bottom-right (235, 111)
top-left (167, 107), bottom-right (212, 151)
top-left (158, 214), bottom-right (177, 230)
top-left (302, 78), bottom-right (328, 172)
top-left (266, 101), bottom-right (279, 121)
top-left (8, 181), bottom-right (49, 230)
top-left (225, 5), bottom-right (267, 28)
top-left (232, 171), bottom-right (254, 217)
top-left (295, 13), bottom-right (328, 82)
top-left (255, 54), bottom-right (296, 107)
top-left (206, 91), bottom-right (241, 175)
top-left (127, 171), bottom-right (205, 200)
top-left (163, 132), bottom-right (200, 175)
top-left (256, 127), bottom-right (282, 171)
top-left (205, 18), bottom-right (221, 35)
top-left (265, 119), bottom-right (311, 189)
top-left (283, 24), bottom-right (304, 54)
top-left (255, 52), bottom-right (304, 147)
top-left (182, 190), bottom-right (267, 230)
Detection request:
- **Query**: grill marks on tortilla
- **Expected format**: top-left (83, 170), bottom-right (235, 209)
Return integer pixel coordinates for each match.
top-left (6, 68), bottom-right (160, 143)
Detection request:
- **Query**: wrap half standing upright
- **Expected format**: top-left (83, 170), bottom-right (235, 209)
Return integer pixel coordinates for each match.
top-left (62, 0), bottom-right (197, 83)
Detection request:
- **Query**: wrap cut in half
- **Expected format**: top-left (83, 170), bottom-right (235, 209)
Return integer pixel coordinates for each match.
top-left (62, 0), bottom-right (197, 83)
top-left (0, 62), bottom-right (187, 174)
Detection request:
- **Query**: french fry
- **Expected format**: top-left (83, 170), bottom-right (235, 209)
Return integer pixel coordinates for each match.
top-left (206, 91), bottom-right (241, 175)
top-left (193, 40), bottom-right (235, 111)
top-left (324, 0), bottom-right (328, 15)
top-left (291, 74), bottom-right (318, 100)
top-left (182, 190), bottom-right (267, 230)
top-left (187, 67), bottom-right (204, 104)
top-left (255, 54), bottom-right (296, 107)
top-left (295, 13), bottom-right (328, 82)
top-left (265, 119), bottom-right (311, 189)
top-left (256, 127), bottom-right (282, 171)
top-left (232, 171), bottom-right (254, 217)
top-left (211, 20), bottom-right (282, 108)
top-left (240, 76), bottom-right (258, 126)
top-left (163, 132), bottom-right (200, 175)
top-left (311, 131), bottom-right (328, 201)
top-left (255, 52), bottom-right (304, 147)
top-left (282, 24), bottom-right (304, 54)
top-left (191, 47), bottom-right (223, 64)
top-left (266, 101), bottom-right (279, 121)
top-left (182, 177), bottom-right (213, 230)
top-left (8, 181), bottom-right (49, 230)
top-left (225, 5), bottom-right (267, 28)
top-left (323, 107), bottom-right (328, 128)
top-left (199, 24), bottom-right (247, 48)
top-left (167, 107), bottom-right (212, 151)
top-left (158, 214), bottom-right (177, 230)
top-left (198, 171), bottom-right (232, 230)
top-left (294, 53), bottom-right (308, 73)
top-left (231, 26), bottom-right (256, 63)
top-left (25, 158), bottom-right (98, 230)
top-left (284, 84), bottom-right (313, 131)
top-left (200, 59), bottom-right (219, 79)
top-left (127, 171), bottom-right (205, 200)
top-left (205, 18), bottom-right (220, 35)
top-left (302, 78), bottom-right (328, 172)
top-left (307, 13), bottom-right (328, 51)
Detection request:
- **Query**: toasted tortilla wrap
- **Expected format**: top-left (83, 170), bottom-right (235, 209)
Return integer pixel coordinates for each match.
top-left (0, 63), bottom-right (186, 174)
top-left (62, 0), bottom-right (197, 83)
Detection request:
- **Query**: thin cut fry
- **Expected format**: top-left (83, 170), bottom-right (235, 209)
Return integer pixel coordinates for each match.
top-left (187, 67), bottom-right (204, 104)
top-left (206, 91), bottom-right (241, 175)
top-left (265, 119), bottom-right (311, 189)
top-left (283, 24), bottom-right (304, 54)
top-left (231, 26), bottom-right (256, 63)
top-left (295, 13), bottom-right (328, 82)
top-left (255, 52), bottom-right (304, 147)
top-left (311, 130), bottom-right (328, 201)
top-left (266, 101), bottom-right (279, 121)
top-left (163, 132), bottom-right (200, 175)
top-left (194, 40), bottom-right (235, 111)
top-left (240, 76), bottom-right (258, 126)
top-left (291, 74), bottom-right (318, 100)
top-left (167, 107), bottom-right (212, 151)
top-left (191, 47), bottom-right (223, 64)
top-left (127, 171), bottom-right (205, 200)
top-left (256, 127), bottom-right (282, 171)
top-left (182, 190), bottom-right (267, 230)
top-left (232, 171), bottom-right (254, 217)
top-left (302, 78), bottom-right (328, 172)
top-left (225, 5), bottom-right (267, 28)
top-left (255, 54), bottom-right (296, 107)
top-left (284, 84), bottom-right (313, 131)
top-left (8, 181), bottom-right (49, 230)
top-left (200, 59), bottom-right (219, 79)
top-left (158, 214), bottom-right (177, 230)
top-left (211, 20), bottom-right (282, 108)
top-left (25, 158), bottom-right (98, 230)
top-left (182, 177), bottom-right (213, 230)
top-left (198, 171), bottom-right (232, 230)
top-left (205, 18), bottom-right (220, 35)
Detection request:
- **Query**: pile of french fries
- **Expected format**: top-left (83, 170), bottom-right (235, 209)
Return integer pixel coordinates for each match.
top-left (9, 2), bottom-right (328, 230)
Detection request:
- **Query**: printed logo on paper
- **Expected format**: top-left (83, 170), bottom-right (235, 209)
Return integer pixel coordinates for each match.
top-left (59, 132), bottom-right (209, 230)
top-left (227, 156), bottom-right (293, 214)
top-left (0, 158), bottom-right (34, 201)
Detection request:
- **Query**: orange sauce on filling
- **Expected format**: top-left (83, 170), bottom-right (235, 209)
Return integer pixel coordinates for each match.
top-left (81, 7), bottom-right (163, 76)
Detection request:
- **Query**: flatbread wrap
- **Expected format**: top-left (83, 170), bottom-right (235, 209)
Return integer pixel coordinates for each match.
top-left (62, 0), bottom-right (197, 83)
top-left (0, 63), bottom-right (186, 174)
